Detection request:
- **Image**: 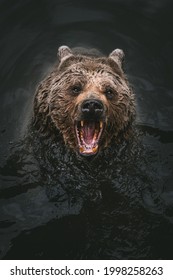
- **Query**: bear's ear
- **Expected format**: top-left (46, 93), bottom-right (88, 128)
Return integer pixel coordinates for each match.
top-left (108, 49), bottom-right (124, 68)
top-left (57, 46), bottom-right (73, 62)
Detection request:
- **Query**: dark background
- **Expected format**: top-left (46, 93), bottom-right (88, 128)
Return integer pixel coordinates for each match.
top-left (0, 0), bottom-right (173, 259)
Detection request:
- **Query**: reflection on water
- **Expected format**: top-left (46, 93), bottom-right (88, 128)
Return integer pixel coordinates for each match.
top-left (0, 0), bottom-right (173, 259)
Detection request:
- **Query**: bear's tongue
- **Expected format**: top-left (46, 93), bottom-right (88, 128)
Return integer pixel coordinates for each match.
top-left (82, 122), bottom-right (96, 145)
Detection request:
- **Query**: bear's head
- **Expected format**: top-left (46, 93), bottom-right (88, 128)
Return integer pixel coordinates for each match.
top-left (34, 46), bottom-right (135, 157)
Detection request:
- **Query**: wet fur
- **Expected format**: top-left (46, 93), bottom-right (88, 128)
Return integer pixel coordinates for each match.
top-left (33, 46), bottom-right (135, 154)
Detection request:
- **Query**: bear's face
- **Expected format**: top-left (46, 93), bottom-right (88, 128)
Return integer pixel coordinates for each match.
top-left (34, 46), bottom-right (135, 157)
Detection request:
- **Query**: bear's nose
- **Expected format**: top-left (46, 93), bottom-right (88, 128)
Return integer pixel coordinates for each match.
top-left (81, 99), bottom-right (104, 118)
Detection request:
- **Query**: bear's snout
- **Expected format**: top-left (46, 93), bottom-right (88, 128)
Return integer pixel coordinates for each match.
top-left (81, 99), bottom-right (104, 120)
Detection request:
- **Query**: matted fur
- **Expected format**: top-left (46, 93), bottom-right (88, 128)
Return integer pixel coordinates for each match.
top-left (33, 46), bottom-right (135, 154)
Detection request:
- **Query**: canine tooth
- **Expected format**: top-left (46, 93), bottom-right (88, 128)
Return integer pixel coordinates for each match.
top-left (80, 147), bottom-right (85, 153)
top-left (81, 121), bottom-right (84, 127)
top-left (100, 121), bottom-right (103, 129)
top-left (92, 146), bottom-right (98, 153)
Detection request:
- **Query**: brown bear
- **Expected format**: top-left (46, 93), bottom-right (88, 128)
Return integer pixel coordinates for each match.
top-left (33, 46), bottom-right (135, 157)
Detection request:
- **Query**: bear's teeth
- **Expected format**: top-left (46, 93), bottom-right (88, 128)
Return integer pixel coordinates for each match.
top-left (100, 121), bottom-right (103, 129)
top-left (81, 121), bottom-right (84, 127)
top-left (93, 131), bottom-right (98, 141)
top-left (92, 146), bottom-right (98, 153)
top-left (80, 131), bottom-right (84, 139)
top-left (79, 146), bottom-right (85, 153)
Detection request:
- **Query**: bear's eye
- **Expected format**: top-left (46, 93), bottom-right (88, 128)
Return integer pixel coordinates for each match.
top-left (104, 87), bottom-right (115, 99)
top-left (71, 85), bottom-right (82, 95)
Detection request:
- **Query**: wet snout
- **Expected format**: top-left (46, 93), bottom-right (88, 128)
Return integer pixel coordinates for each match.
top-left (81, 99), bottom-right (104, 120)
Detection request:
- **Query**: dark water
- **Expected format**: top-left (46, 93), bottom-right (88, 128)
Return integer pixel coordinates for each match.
top-left (0, 0), bottom-right (173, 259)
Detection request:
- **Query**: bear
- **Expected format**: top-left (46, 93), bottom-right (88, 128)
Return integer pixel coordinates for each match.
top-left (33, 46), bottom-right (135, 157)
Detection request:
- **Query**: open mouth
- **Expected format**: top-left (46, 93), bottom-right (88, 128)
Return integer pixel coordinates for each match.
top-left (75, 120), bottom-right (104, 156)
